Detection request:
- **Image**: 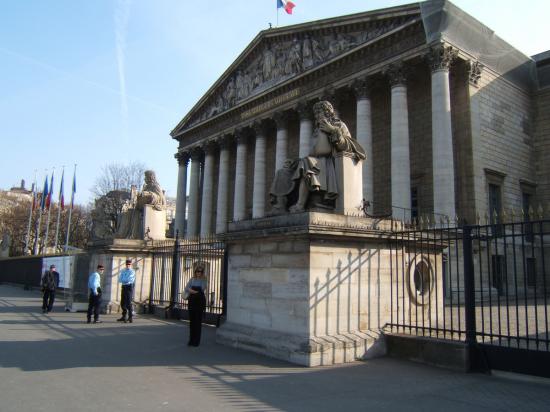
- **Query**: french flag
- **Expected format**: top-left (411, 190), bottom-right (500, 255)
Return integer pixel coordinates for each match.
top-left (46, 172), bottom-right (54, 210)
top-left (277, 0), bottom-right (295, 14)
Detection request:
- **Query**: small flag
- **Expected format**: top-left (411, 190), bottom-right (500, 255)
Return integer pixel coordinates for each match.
top-left (40, 175), bottom-right (49, 211)
top-left (70, 171), bottom-right (76, 209)
top-left (46, 172), bottom-right (54, 210)
top-left (59, 171), bottom-right (65, 210)
top-left (277, 0), bottom-right (295, 14)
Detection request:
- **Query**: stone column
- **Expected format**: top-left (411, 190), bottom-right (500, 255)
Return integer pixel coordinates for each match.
top-left (216, 136), bottom-right (231, 234)
top-left (186, 148), bottom-right (202, 238)
top-left (353, 78), bottom-right (374, 204)
top-left (174, 151), bottom-right (189, 238)
top-left (252, 122), bottom-right (267, 218)
top-left (200, 141), bottom-right (216, 236)
top-left (387, 63), bottom-right (411, 221)
top-left (427, 44), bottom-right (458, 220)
top-left (296, 102), bottom-right (313, 158)
top-left (233, 130), bottom-right (248, 221)
top-left (273, 112), bottom-right (288, 170)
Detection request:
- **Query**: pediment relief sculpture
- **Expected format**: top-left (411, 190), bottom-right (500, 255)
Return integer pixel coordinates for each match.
top-left (184, 18), bottom-right (407, 129)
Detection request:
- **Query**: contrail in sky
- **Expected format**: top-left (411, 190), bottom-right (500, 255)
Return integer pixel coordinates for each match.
top-left (115, 0), bottom-right (132, 143)
top-left (0, 46), bottom-right (176, 115)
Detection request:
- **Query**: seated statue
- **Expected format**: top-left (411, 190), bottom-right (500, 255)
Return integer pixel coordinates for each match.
top-left (270, 100), bottom-right (366, 213)
top-left (115, 170), bottom-right (166, 239)
top-left (137, 170), bottom-right (166, 211)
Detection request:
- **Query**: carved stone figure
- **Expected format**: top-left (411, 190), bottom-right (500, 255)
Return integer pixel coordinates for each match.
top-left (262, 44), bottom-right (276, 81)
top-left (115, 170), bottom-right (166, 239)
top-left (138, 170), bottom-right (166, 211)
top-left (223, 77), bottom-right (236, 107)
top-left (270, 100), bottom-right (366, 213)
top-left (285, 38), bottom-right (302, 75)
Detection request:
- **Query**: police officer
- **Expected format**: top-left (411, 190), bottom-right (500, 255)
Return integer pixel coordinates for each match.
top-left (87, 264), bottom-right (103, 324)
top-left (117, 259), bottom-right (136, 323)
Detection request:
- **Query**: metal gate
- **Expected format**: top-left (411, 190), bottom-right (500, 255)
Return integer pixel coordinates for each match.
top-left (386, 218), bottom-right (550, 377)
top-left (148, 235), bottom-right (227, 326)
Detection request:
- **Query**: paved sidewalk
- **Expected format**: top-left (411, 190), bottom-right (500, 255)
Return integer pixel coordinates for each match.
top-left (0, 285), bottom-right (549, 412)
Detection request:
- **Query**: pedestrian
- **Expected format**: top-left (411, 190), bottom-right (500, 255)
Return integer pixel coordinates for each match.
top-left (185, 262), bottom-right (208, 347)
top-left (117, 259), bottom-right (136, 323)
top-left (87, 264), bottom-right (103, 324)
top-left (41, 264), bottom-right (59, 313)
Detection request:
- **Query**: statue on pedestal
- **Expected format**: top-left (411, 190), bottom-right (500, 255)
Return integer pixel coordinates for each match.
top-left (270, 100), bottom-right (366, 213)
top-left (117, 170), bottom-right (166, 239)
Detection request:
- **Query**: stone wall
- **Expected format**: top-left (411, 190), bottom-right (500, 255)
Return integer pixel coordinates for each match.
top-left (471, 68), bottom-right (535, 217)
top-left (534, 87), bottom-right (550, 204)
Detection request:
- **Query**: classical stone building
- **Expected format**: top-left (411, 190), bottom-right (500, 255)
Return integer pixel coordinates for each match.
top-left (171, 0), bottom-right (549, 236)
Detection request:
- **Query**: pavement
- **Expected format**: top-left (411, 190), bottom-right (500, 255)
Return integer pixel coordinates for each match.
top-left (1, 284), bottom-right (549, 412)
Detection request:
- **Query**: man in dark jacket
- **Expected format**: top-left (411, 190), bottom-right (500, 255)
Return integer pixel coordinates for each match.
top-left (41, 265), bottom-right (59, 313)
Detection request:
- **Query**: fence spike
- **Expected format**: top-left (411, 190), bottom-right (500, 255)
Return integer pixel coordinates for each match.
top-left (475, 212), bottom-right (481, 225)
top-left (520, 208), bottom-right (526, 221)
top-left (537, 204), bottom-right (544, 219)
top-left (528, 205), bottom-right (535, 220)
top-left (501, 208), bottom-right (508, 223)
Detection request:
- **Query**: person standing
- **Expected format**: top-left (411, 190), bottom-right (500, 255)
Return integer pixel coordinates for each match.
top-left (185, 262), bottom-right (208, 347)
top-left (87, 265), bottom-right (103, 324)
top-left (41, 264), bottom-right (59, 313)
top-left (117, 259), bottom-right (136, 323)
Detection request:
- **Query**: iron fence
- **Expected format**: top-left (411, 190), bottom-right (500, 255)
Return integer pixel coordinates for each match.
top-left (386, 219), bottom-right (550, 355)
top-left (149, 235), bottom-right (226, 324)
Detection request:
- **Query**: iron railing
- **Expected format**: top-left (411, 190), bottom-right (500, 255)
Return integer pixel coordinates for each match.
top-left (386, 219), bottom-right (550, 352)
top-left (149, 234), bottom-right (226, 324)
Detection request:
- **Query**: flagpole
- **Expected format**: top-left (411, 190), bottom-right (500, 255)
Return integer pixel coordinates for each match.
top-left (33, 171), bottom-right (47, 255)
top-left (24, 170), bottom-right (37, 254)
top-left (65, 164), bottom-right (77, 252)
top-left (54, 166), bottom-right (65, 251)
top-left (43, 168), bottom-right (55, 253)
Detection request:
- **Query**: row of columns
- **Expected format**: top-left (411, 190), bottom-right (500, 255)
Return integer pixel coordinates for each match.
top-left (175, 43), bottom-right (462, 237)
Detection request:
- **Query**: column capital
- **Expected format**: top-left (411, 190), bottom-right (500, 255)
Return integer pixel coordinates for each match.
top-left (351, 77), bottom-right (372, 100)
top-left (295, 100), bottom-right (314, 121)
top-left (175, 150), bottom-right (190, 166)
top-left (235, 128), bottom-right (249, 145)
top-left (384, 62), bottom-right (409, 87)
top-left (200, 139), bottom-right (218, 154)
top-left (252, 120), bottom-right (268, 136)
top-left (216, 133), bottom-right (234, 150)
top-left (426, 44), bottom-right (458, 72)
top-left (467, 60), bottom-right (484, 87)
top-left (190, 146), bottom-right (203, 161)
top-left (273, 111), bottom-right (289, 129)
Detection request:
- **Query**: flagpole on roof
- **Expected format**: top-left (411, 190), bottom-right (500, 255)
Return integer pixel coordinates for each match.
top-left (276, 0), bottom-right (279, 27)
top-left (43, 168), bottom-right (55, 253)
top-left (54, 166), bottom-right (65, 252)
top-left (24, 170), bottom-right (37, 254)
top-left (33, 171), bottom-right (48, 255)
top-left (64, 164), bottom-right (77, 252)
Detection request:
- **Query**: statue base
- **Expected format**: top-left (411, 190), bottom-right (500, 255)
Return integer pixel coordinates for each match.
top-left (143, 205), bottom-right (166, 240)
top-left (216, 212), bottom-right (443, 366)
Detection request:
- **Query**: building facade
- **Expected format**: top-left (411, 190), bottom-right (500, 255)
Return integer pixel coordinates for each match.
top-left (171, 0), bottom-right (548, 237)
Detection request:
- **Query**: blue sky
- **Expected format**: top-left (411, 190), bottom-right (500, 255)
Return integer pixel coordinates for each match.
top-left (1, 0), bottom-right (548, 206)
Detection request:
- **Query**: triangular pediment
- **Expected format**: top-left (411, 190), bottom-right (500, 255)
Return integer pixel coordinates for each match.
top-left (171, 3), bottom-right (421, 137)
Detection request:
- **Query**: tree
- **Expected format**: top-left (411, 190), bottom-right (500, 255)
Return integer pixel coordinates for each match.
top-left (0, 191), bottom-right (91, 256)
top-left (91, 161), bottom-right (146, 198)
top-left (90, 161), bottom-right (147, 237)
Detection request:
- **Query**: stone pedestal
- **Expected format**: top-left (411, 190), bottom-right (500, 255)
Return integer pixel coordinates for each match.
top-left (143, 205), bottom-right (166, 240)
top-left (334, 153), bottom-right (363, 215)
top-left (217, 213), bottom-right (443, 366)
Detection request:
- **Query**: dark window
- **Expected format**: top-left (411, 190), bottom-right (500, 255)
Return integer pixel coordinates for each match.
top-left (489, 184), bottom-right (503, 235)
top-left (522, 192), bottom-right (534, 241)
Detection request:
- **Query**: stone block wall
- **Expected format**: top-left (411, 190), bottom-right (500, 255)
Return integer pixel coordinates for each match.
top-left (471, 68), bottom-right (535, 217)
top-left (534, 87), bottom-right (550, 204)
